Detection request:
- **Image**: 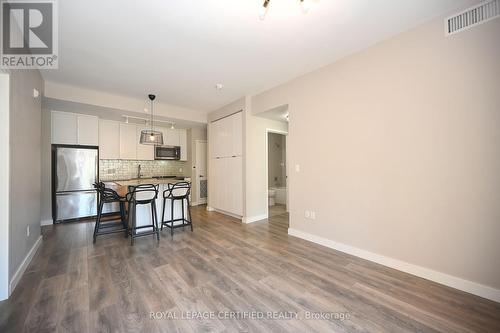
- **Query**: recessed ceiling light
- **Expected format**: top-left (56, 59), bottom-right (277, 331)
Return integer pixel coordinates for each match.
top-left (215, 83), bottom-right (224, 90)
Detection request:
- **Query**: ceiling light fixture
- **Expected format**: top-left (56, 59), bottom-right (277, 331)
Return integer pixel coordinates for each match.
top-left (139, 94), bottom-right (164, 145)
top-left (259, 0), bottom-right (318, 20)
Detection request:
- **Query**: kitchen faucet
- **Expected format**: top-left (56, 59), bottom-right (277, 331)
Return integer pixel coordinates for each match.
top-left (137, 164), bottom-right (142, 179)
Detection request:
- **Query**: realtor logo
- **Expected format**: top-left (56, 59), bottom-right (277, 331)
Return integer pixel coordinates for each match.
top-left (1, 0), bottom-right (58, 69)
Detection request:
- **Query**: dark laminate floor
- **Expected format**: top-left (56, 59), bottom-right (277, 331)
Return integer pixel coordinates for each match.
top-left (1, 206), bottom-right (499, 332)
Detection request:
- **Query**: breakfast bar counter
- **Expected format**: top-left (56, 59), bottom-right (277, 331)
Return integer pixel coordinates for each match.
top-left (112, 177), bottom-right (190, 233)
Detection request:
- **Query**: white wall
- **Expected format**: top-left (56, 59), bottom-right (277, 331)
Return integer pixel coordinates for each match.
top-left (252, 16), bottom-right (500, 300)
top-left (45, 81), bottom-right (207, 124)
top-left (0, 73), bottom-right (10, 300)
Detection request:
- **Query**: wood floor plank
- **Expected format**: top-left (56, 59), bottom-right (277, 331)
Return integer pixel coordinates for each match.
top-left (0, 206), bottom-right (499, 332)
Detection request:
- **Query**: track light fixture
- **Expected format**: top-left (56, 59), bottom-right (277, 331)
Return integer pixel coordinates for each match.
top-left (259, 0), bottom-right (318, 20)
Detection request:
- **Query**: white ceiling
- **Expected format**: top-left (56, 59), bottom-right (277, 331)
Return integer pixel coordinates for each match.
top-left (42, 0), bottom-right (473, 113)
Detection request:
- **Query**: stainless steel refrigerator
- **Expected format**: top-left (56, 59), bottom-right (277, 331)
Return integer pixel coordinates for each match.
top-left (52, 145), bottom-right (99, 222)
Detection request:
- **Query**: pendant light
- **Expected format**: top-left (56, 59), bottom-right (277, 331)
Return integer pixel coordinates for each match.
top-left (139, 94), bottom-right (164, 145)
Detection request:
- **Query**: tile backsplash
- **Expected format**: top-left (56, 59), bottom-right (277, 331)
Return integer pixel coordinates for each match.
top-left (100, 159), bottom-right (187, 181)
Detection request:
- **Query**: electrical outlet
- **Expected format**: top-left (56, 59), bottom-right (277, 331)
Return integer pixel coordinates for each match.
top-left (179, 168), bottom-right (183, 172)
top-left (295, 164), bottom-right (300, 172)
top-left (26, 225), bottom-right (30, 237)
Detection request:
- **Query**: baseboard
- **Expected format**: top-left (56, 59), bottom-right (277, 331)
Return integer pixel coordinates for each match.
top-left (9, 235), bottom-right (42, 296)
top-left (288, 228), bottom-right (500, 303)
top-left (242, 214), bottom-right (268, 224)
top-left (40, 219), bottom-right (53, 226)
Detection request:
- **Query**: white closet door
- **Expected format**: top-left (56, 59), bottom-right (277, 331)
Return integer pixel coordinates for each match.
top-left (231, 112), bottom-right (243, 157)
top-left (229, 156), bottom-right (243, 215)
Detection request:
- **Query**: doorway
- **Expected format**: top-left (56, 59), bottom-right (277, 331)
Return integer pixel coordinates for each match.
top-left (266, 131), bottom-right (288, 218)
top-left (193, 140), bottom-right (207, 205)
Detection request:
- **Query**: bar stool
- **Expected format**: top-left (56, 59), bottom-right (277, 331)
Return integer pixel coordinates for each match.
top-left (93, 182), bottom-right (128, 243)
top-left (161, 182), bottom-right (193, 237)
top-left (126, 184), bottom-right (160, 245)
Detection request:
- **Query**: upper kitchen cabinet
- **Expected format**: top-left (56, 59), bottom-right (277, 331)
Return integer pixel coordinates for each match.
top-left (164, 128), bottom-right (180, 146)
top-left (210, 111), bottom-right (243, 158)
top-left (136, 126), bottom-right (154, 160)
top-left (77, 114), bottom-right (99, 145)
top-left (98, 120), bottom-right (120, 159)
top-left (51, 111), bottom-right (98, 146)
top-left (119, 123), bottom-right (137, 160)
top-left (158, 127), bottom-right (187, 161)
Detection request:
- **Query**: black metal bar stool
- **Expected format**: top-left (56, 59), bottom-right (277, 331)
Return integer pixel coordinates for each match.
top-left (161, 182), bottom-right (193, 237)
top-left (126, 184), bottom-right (160, 245)
top-left (93, 182), bottom-right (128, 243)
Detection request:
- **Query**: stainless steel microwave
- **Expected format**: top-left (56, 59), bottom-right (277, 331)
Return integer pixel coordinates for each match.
top-left (155, 145), bottom-right (180, 160)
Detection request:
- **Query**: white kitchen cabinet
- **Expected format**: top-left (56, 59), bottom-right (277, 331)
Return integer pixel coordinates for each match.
top-left (157, 127), bottom-right (187, 160)
top-left (179, 129), bottom-right (187, 161)
top-left (52, 111), bottom-right (77, 144)
top-left (136, 126), bottom-right (154, 160)
top-left (98, 120), bottom-right (120, 159)
top-left (52, 111), bottom-right (99, 146)
top-left (77, 115), bottom-right (99, 146)
top-left (165, 129), bottom-right (180, 146)
top-left (119, 123), bottom-right (137, 160)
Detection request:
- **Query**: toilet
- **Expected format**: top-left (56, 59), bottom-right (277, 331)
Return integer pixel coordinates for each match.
top-left (268, 188), bottom-right (276, 206)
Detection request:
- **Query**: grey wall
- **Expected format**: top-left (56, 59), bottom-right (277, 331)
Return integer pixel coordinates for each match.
top-left (40, 110), bottom-right (52, 223)
top-left (0, 73), bottom-right (10, 300)
top-left (252, 15), bottom-right (500, 295)
top-left (9, 70), bottom-right (43, 280)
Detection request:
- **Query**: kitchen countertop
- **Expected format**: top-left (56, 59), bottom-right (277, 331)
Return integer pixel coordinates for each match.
top-left (112, 177), bottom-right (189, 187)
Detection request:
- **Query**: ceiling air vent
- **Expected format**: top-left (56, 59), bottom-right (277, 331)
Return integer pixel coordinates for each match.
top-left (445, 0), bottom-right (499, 36)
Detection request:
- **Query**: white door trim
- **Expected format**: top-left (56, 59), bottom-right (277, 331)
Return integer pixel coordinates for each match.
top-left (194, 140), bottom-right (207, 205)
